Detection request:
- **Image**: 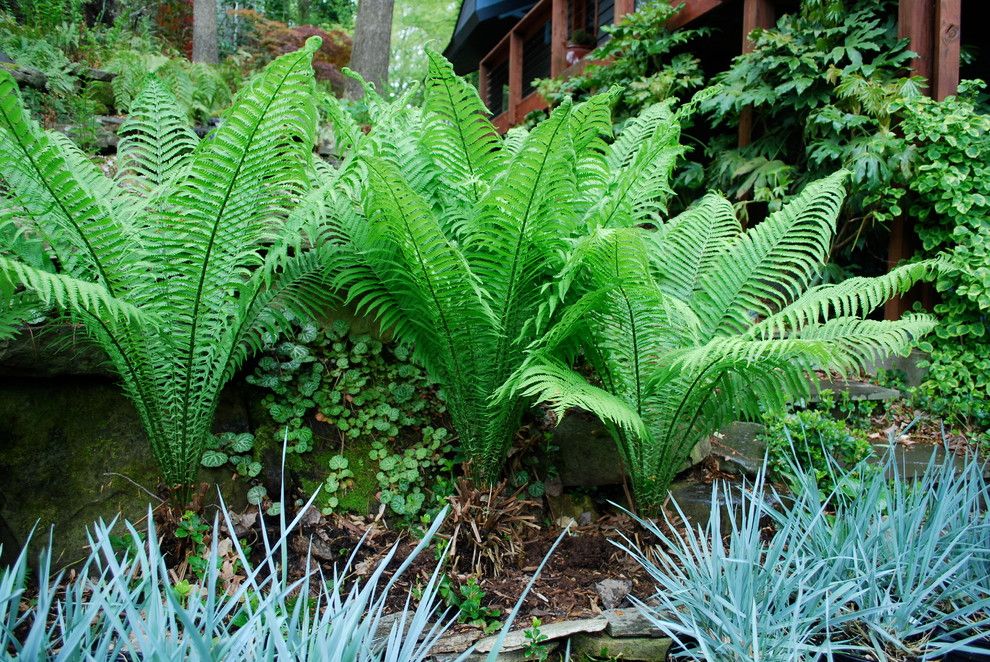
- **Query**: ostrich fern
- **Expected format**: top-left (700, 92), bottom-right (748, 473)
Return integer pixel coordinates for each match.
top-left (325, 51), bottom-right (683, 481)
top-left (0, 38), bottom-right (334, 487)
top-left (507, 174), bottom-right (938, 511)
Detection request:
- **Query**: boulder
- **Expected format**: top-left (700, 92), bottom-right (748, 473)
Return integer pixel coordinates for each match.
top-left (555, 411), bottom-right (710, 488)
top-left (711, 422), bottom-right (766, 477)
top-left (569, 633), bottom-right (673, 660)
top-left (0, 377), bottom-right (250, 569)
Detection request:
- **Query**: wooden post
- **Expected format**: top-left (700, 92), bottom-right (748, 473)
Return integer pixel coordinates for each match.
top-left (738, 0), bottom-right (775, 147)
top-left (933, 0), bottom-right (961, 100)
top-left (615, 0), bottom-right (635, 22)
top-left (898, 0), bottom-right (935, 85)
top-left (886, 0), bottom-right (937, 319)
top-left (509, 31), bottom-right (523, 124)
top-left (551, 0), bottom-right (568, 76)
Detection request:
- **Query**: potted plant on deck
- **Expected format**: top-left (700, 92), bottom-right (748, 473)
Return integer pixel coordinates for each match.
top-left (566, 29), bottom-right (596, 65)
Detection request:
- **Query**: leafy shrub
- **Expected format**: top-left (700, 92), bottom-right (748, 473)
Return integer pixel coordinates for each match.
top-left (326, 51), bottom-right (685, 483)
top-left (900, 81), bottom-right (990, 438)
top-left (761, 407), bottom-right (872, 494)
top-left (621, 451), bottom-right (990, 660)
top-left (509, 172), bottom-right (936, 511)
top-left (702, 0), bottom-right (917, 232)
top-left (228, 9), bottom-right (352, 93)
top-left (536, 0), bottom-right (707, 123)
top-left (0, 39), bottom-right (335, 488)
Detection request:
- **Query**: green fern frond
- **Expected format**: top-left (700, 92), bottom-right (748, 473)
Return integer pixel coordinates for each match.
top-left (422, 48), bottom-right (504, 201)
top-left (116, 76), bottom-right (199, 193)
top-left (0, 41), bottom-right (329, 487)
top-left (507, 358), bottom-right (649, 439)
top-left (0, 255), bottom-right (150, 327)
top-left (584, 100), bottom-right (683, 229)
top-left (651, 193), bottom-right (741, 300)
top-left (0, 69), bottom-right (142, 296)
top-left (748, 259), bottom-right (942, 338)
top-left (693, 171), bottom-right (847, 338)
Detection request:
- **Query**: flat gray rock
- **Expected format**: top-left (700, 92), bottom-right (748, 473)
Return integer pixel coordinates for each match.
top-left (814, 378), bottom-right (902, 402)
top-left (712, 421), bottom-right (766, 477)
top-left (473, 616), bottom-right (608, 652)
top-left (596, 579), bottom-right (632, 610)
top-left (556, 411), bottom-right (709, 488)
top-left (604, 608), bottom-right (666, 638)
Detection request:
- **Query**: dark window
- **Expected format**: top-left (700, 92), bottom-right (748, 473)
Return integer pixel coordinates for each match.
top-left (488, 59), bottom-right (509, 113)
top-left (522, 21), bottom-right (552, 96)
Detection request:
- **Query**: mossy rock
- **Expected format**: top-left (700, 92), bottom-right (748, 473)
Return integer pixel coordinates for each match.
top-left (0, 377), bottom-right (251, 569)
top-left (297, 438), bottom-right (379, 514)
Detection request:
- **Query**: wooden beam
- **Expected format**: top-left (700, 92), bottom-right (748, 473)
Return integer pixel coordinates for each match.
top-left (741, 0), bottom-right (775, 52)
top-left (898, 0), bottom-right (935, 85)
top-left (933, 0), bottom-right (961, 100)
top-left (884, 212), bottom-right (914, 320)
top-left (508, 31), bottom-right (523, 125)
top-left (551, 0), bottom-right (568, 77)
top-left (738, 0), bottom-right (776, 148)
top-left (668, 0), bottom-right (727, 30)
top-left (615, 0), bottom-right (635, 22)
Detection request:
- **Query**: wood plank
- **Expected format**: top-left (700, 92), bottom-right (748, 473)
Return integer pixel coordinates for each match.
top-left (615, 0), bottom-right (635, 22)
top-left (668, 0), bottom-right (726, 30)
top-left (741, 0), bottom-right (775, 53)
top-left (509, 31), bottom-right (523, 124)
top-left (898, 0), bottom-right (935, 84)
top-left (479, 62), bottom-right (490, 112)
top-left (551, 0), bottom-right (568, 76)
top-left (933, 0), bottom-right (960, 100)
top-left (517, 90), bottom-right (550, 117)
top-left (884, 213), bottom-right (914, 320)
top-left (492, 111), bottom-right (511, 134)
top-left (738, 0), bottom-right (776, 147)
top-left (888, 1), bottom-right (936, 319)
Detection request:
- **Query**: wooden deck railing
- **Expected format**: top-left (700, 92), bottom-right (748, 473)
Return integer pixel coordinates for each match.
top-left (480, 0), bottom-right (638, 132)
top-left (475, 0), bottom-right (962, 319)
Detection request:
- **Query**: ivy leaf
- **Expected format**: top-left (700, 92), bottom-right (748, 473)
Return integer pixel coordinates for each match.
top-left (247, 485), bottom-right (267, 505)
top-left (200, 450), bottom-right (228, 468)
top-left (229, 433), bottom-right (254, 453)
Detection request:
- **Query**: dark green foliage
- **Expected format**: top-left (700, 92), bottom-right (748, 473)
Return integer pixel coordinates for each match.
top-left (703, 0), bottom-right (918, 233)
top-left (246, 315), bottom-right (446, 453)
top-left (900, 81), bottom-right (990, 437)
top-left (536, 0), bottom-right (707, 124)
top-left (245, 314), bottom-right (453, 519)
top-left (439, 576), bottom-right (502, 634)
top-left (370, 426), bottom-right (454, 520)
top-left (762, 408), bottom-right (873, 495)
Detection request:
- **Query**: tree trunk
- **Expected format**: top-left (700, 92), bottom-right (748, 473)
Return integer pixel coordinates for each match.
top-left (192, 0), bottom-right (219, 64)
top-left (345, 0), bottom-right (395, 99)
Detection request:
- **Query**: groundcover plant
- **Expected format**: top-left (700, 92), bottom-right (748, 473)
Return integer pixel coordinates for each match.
top-left (0, 38), bottom-right (336, 488)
